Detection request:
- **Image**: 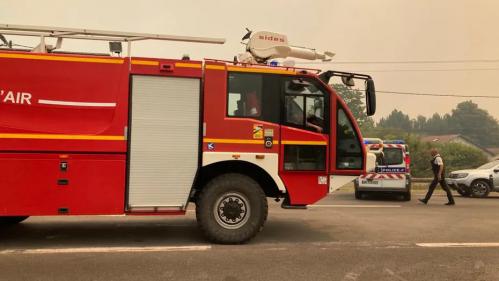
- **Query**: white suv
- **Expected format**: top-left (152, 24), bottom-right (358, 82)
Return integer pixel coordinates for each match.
top-left (447, 160), bottom-right (499, 198)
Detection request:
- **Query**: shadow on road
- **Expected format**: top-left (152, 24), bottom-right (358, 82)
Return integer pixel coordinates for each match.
top-left (0, 218), bottom-right (204, 249)
top-left (358, 192), bottom-right (408, 202)
top-left (254, 218), bottom-right (332, 244)
top-left (0, 215), bottom-right (332, 249)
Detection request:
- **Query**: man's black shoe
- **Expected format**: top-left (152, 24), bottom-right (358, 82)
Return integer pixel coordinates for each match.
top-left (445, 202), bottom-right (455, 206)
top-left (418, 199), bottom-right (427, 205)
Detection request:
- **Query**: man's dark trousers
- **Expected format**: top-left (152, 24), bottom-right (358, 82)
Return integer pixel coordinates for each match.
top-left (424, 176), bottom-right (455, 203)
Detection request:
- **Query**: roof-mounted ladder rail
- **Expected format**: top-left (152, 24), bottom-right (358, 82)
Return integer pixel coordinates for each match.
top-left (0, 24), bottom-right (225, 55)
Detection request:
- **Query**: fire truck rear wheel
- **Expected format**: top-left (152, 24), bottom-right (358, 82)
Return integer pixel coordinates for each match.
top-left (196, 173), bottom-right (268, 244)
top-left (0, 216), bottom-right (29, 225)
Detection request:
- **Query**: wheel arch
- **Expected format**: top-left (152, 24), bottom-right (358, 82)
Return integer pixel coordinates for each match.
top-left (192, 160), bottom-right (285, 201)
top-left (470, 178), bottom-right (492, 188)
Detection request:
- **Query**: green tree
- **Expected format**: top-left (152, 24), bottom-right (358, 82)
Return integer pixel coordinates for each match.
top-left (413, 115), bottom-right (427, 132)
top-left (449, 101), bottom-right (499, 147)
top-left (438, 142), bottom-right (488, 173)
top-left (404, 135), bottom-right (431, 177)
top-left (332, 84), bottom-right (374, 132)
top-left (424, 113), bottom-right (445, 134)
top-left (377, 109), bottom-right (412, 131)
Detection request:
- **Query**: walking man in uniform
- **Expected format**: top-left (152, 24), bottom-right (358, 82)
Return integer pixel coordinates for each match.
top-left (419, 148), bottom-right (455, 205)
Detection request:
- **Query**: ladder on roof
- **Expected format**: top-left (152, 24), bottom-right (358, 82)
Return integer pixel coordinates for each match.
top-left (0, 23), bottom-right (225, 55)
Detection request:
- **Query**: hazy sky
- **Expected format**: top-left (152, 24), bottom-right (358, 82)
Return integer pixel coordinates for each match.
top-left (1, 0), bottom-right (498, 121)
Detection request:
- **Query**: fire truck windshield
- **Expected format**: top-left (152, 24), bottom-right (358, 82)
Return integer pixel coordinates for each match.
top-left (336, 107), bottom-right (363, 169)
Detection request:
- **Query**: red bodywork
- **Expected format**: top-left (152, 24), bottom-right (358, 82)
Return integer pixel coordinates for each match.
top-left (0, 51), bottom-right (365, 216)
top-left (202, 62), bottom-right (366, 205)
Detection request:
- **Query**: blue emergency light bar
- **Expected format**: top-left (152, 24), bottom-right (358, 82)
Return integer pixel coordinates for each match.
top-left (364, 139), bottom-right (382, 144)
top-left (383, 140), bottom-right (405, 144)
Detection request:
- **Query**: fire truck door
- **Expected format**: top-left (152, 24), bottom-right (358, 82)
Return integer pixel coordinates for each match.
top-left (279, 77), bottom-right (330, 205)
top-left (128, 75), bottom-right (200, 210)
top-left (329, 99), bottom-right (365, 191)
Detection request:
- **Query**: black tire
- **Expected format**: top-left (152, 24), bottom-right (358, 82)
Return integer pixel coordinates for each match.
top-left (354, 189), bottom-right (362, 200)
top-left (196, 173), bottom-right (268, 244)
top-left (0, 216), bottom-right (29, 225)
top-left (456, 187), bottom-right (471, 197)
top-left (402, 191), bottom-right (411, 201)
top-left (470, 180), bottom-right (490, 198)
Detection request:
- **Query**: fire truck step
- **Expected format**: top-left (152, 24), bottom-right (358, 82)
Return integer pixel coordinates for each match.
top-left (281, 202), bottom-right (307, 210)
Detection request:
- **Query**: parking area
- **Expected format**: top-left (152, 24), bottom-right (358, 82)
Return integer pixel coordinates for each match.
top-left (1, 190), bottom-right (499, 281)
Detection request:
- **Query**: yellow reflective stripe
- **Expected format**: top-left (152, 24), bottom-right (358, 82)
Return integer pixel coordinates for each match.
top-left (175, 62), bottom-right (202, 69)
top-left (0, 133), bottom-right (125, 141)
top-left (227, 66), bottom-right (296, 75)
top-left (281, 140), bottom-right (327, 145)
top-left (203, 138), bottom-right (326, 145)
top-left (131, 61), bottom-right (202, 68)
top-left (131, 59), bottom-right (159, 66)
top-left (0, 53), bottom-right (124, 64)
top-left (205, 65), bottom-right (226, 70)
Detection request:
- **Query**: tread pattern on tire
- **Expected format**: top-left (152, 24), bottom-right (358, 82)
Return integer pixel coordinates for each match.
top-left (470, 179), bottom-right (490, 198)
top-left (355, 190), bottom-right (362, 200)
top-left (403, 192), bottom-right (411, 201)
top-left (196, 173), bottom-right (268, 244)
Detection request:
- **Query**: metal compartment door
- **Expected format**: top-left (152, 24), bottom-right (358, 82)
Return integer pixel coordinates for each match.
top-left (128, 75), bottom-right (200, 210)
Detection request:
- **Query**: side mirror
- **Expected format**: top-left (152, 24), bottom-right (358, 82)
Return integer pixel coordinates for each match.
top-left (341, 76), bottom-right (355, 87)
top-left (365, 79), bottom-right (376, 116)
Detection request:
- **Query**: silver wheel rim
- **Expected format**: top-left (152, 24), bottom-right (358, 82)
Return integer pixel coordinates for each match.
top-left (213, 192), bottom-right (250, 230)
top-left (472, 182), bottom-right (488, 196)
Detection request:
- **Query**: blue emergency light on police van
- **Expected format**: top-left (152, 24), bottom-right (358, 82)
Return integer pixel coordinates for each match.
top-left (364, 139), bottom-right (382, 145)
top-left (383, 140), bottom-right (405, 144)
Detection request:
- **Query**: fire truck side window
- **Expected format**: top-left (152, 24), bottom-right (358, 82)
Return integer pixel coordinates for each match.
top-left (283, 78), bottom-right (328, 133)
top-left (336, 107), bottom-right (363, 170)
top-left (285, 96), bottom-right (304, 126)
top-left (227, 72), bottom-right (280, 123)
top-left (227, 73), bottom-right (262, 118)
top-left (284, 145), bottom-right (326, 171)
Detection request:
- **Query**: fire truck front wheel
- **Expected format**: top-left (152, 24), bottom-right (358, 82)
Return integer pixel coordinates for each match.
top-left (0, 216), bottom-right (29, 225)
top-left (196, 173), bottom-right (268, 244)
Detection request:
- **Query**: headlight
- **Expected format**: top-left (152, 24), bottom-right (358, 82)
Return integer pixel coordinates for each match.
top-left (453, 173), bottom-right (469, 179)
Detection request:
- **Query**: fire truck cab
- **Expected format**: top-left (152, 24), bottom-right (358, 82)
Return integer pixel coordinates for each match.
top-left (0, 25), bottom-right (376, 243)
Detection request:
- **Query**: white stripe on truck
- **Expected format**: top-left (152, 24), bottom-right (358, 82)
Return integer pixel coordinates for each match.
top-left (38, 99), bottom-right (116, 107)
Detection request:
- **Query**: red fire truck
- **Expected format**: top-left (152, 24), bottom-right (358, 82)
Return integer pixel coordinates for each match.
top-left (0, 25), bottom-right (376, 243)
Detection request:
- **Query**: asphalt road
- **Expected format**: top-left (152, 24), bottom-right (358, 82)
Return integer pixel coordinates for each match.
top-left (1, 190), bottom-right (499, 281)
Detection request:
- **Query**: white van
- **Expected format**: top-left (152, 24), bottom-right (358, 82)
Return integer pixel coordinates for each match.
top-left (355, 140), bottom-right (411, 200)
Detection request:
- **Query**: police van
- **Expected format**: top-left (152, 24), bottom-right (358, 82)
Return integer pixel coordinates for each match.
top-left (355, 139), bottom-right (412, 200)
